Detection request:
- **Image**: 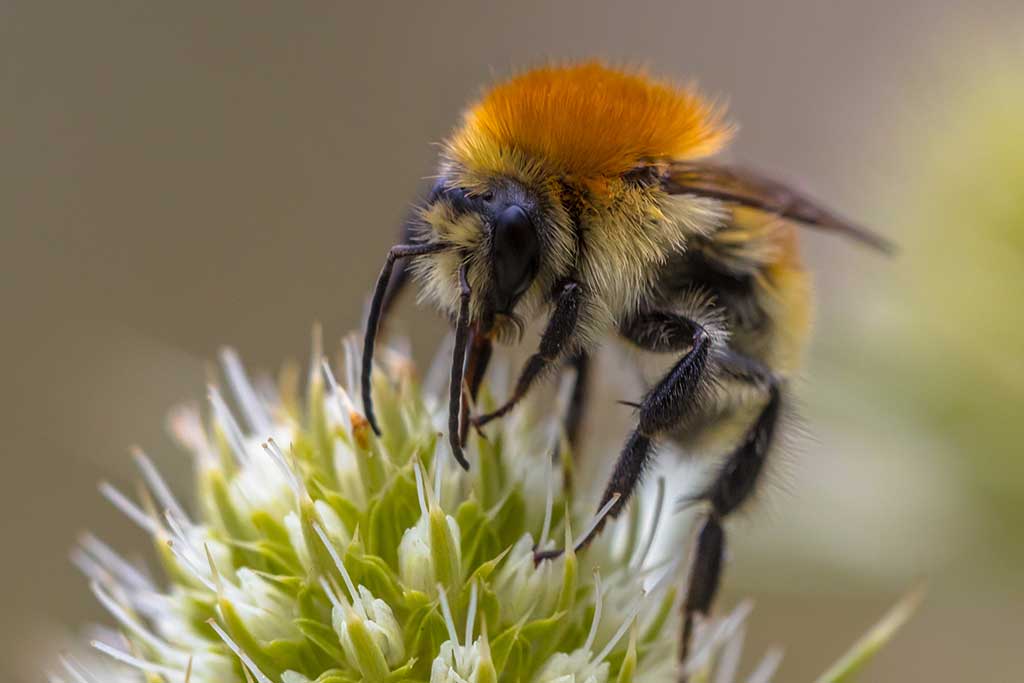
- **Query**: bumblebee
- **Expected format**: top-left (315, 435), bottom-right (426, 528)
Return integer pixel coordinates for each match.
top-left (361, 62), bottom-right (889, 659)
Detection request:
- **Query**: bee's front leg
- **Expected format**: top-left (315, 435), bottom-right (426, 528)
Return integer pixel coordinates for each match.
top-left (362, 240), bottom-right (447, 436)
top-left (378, 214), bottom-right (425, 322)
top-left (472, 280), bottom-right (582, 427)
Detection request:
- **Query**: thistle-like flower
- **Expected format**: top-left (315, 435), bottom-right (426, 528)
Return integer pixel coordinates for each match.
top-left (53, 336), bottom-right (917, 683)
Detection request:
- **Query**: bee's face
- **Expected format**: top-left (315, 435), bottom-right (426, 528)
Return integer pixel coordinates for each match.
top-left (414, 172), bottom-right (576, 340)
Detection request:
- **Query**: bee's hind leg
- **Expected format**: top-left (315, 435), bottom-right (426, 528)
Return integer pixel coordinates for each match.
top-left (679, 384), bottom-right (782, 673)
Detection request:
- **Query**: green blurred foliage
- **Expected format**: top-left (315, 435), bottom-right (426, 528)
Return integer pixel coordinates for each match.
top-left (871, 52), bottom-right (1024, 569)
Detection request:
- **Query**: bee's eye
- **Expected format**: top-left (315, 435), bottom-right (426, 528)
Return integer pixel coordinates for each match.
top-left (492, 205), bottom-right (539, 312)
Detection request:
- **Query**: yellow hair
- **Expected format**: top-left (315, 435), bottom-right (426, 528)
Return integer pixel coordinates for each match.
top-left (447, 62), bottom-right (733, 180)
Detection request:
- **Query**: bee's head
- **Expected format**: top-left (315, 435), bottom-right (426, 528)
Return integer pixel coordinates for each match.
top-left (413, 171), bottom-right (575, 341)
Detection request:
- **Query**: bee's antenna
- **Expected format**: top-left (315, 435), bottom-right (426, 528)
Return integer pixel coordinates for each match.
top-left (362, 242), bottom-right (445, 435)
top-left (448, 262), bottom-right (473, 470)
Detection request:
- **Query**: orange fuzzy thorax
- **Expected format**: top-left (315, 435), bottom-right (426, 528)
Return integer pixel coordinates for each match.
top-left (447, 62), bottom-right (733, 180)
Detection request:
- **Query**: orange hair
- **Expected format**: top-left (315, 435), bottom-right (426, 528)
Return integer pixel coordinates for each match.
top-left (447, 62), bottom-right (732, 180)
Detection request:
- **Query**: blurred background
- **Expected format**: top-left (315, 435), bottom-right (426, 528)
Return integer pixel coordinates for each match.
top-left (3, 1), bottom-right (1023, 681)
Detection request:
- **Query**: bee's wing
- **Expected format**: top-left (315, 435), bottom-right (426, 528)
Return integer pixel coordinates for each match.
top-left (663, 161), bottom-right (894, 253)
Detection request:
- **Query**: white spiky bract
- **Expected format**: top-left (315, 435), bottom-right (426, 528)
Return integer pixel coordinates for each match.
top-left (58, 334), bottom-right (907, 683)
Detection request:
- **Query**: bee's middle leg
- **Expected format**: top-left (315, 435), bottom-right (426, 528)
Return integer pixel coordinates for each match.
top-left (570, 311), bottom-right (714, 552)
top-left (529, 309), bottom-right (715, 565)
top-left (611, 316), bottom-right (785, 673)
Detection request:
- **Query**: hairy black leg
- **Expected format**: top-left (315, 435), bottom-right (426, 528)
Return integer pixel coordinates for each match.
top-left (378, 216), bottom-right (422, 321)
top-left (620, 310), bottom-right (704, 353)
top-left (679, 385), bottom-right (782, 677)
top-left (533, 312), bottom-right (714, 564)
top-left (564, 351), bottom-right (590, 453)
top-left (534, 328), bottom-right (711, 563)
top-left (578, 311), bottom-right (783, 673)
top-left (679, 514), bottom-right (724, 667)
top-left (705, 384), bottom-right (781, 516)
top-left (622, 310), bottom-right (777, 386)
top-left (551, 351), bottom-right (591, 497)
top-left (602, 329), bottom-right (711, 507)
top-left (473, 281), bottom-right (582, 427)
top-left (361, 241), bottom-right (446, 436)
top-left (567, 325), bottom-right (712, 557)
top-left (446, 264), bottom-right (473, 470)
top-left (467, 331), bottom-right (494, 401)
top-left (717, 348), bottom-right (777, 388)
top-left (460, 329), bottom-right (493, 447)
top-left (623, 310), bottom-right (779, 399)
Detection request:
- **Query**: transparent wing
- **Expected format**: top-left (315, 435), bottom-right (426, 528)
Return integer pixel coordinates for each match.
top-left (663, 161), bottom-right (894, 253)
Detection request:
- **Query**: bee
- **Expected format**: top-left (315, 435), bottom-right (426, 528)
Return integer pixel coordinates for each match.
top-left (361, 62), bottom-right (889, 660)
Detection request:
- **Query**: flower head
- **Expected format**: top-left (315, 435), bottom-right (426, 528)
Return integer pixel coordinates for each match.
top-left (55, 334), bottom-right (916, 683)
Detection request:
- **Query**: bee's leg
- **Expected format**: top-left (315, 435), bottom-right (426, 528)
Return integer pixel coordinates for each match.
top-left (361, 239), bottom-right (446, 436)
top-left (467, 331), bottom-right (495, 401)
top-left (379, 216), bottom-right (423, 322)
top-left (564, 351), bottom-right (591, 453)
top-left (678, 513), bottom-right (724, 672)
top-left (543, 313), bottom-right (713, 560)
top-left (460, 330), bottom-right (493, 446)
top-left (718, 347), bottom-right (778, 388)
top-left (599, 325), bottom-right (711, 519)
top-left (535, 325), bottom-right (711, 564)
top-left (619, 310), bottom-right (708, 354)
top-left (473, 281), bottom-right (582, 427)
top-left (679, 384), bottom-right (782, 671)
top-left (550, 350), bottom-right (591, 496)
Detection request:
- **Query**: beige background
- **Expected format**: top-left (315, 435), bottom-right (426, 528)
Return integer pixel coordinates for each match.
top-left (3, 2), bottom-right (1023, 682)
